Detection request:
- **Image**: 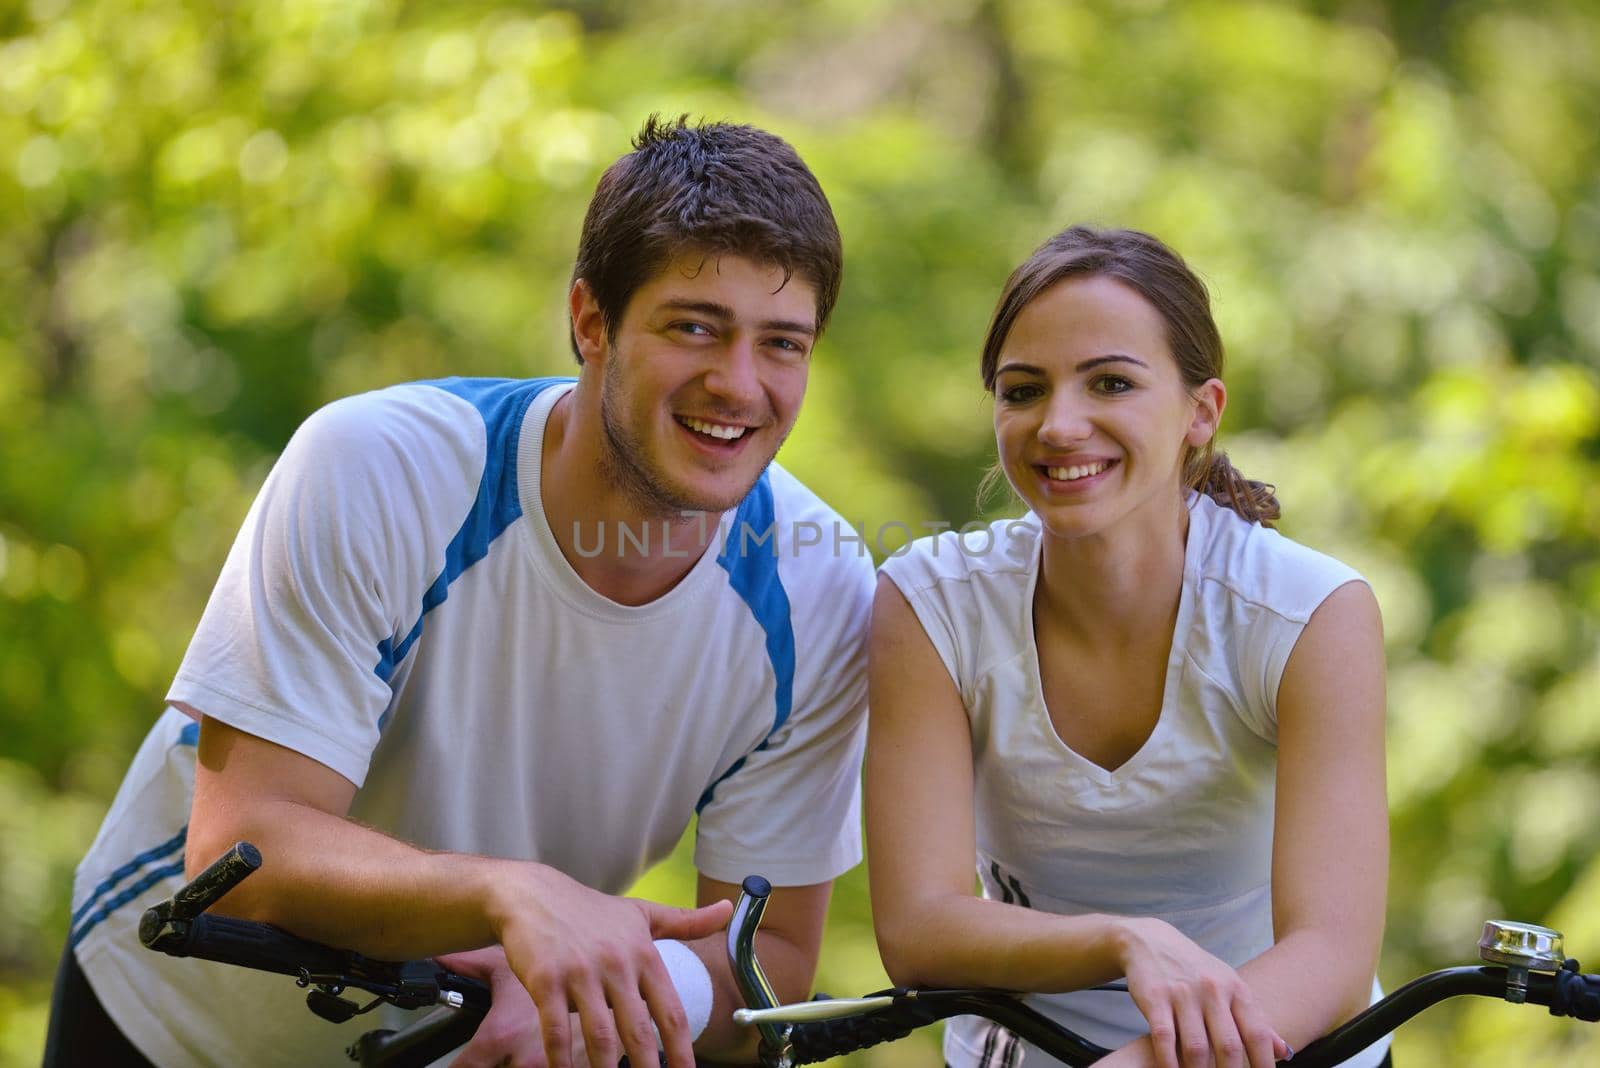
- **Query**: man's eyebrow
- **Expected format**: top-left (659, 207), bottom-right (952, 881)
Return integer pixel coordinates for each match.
top-left (761, 317), bottom-right (817, 337)
top-left (660, 299), bottom-right (735, 321)
top-left (659, 299), bottom-right (816, 337)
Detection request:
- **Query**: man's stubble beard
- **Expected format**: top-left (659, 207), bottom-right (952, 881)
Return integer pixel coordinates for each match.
top-left (598, 354), bottom-right (782, 520)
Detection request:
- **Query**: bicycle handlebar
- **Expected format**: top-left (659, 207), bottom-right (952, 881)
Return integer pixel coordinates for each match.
top-left (733, 908), bottom-right (1600, 1068)
top-left (139, 844), bottom-right (490, 1065)
top-left (743, 955), bottom-right (1600, 1068)
top-left (141, 844), bottom-right (1600, 1067)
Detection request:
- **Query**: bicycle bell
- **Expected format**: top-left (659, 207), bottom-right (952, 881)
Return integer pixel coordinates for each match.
top-left (1479, 920), bottom-right (1566, 971)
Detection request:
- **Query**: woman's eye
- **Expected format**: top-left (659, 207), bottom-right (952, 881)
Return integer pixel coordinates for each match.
top-left (999, 383), bottom-right (1042, 403)
top-left (1094, 375), bottom-right (1134, 394)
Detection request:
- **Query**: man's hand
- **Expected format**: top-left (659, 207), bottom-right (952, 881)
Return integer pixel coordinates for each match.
top-left (437, 946), bottom-right (547, 1068)
top-left (489, 866), bottom-right (732, 1068)
top-left (190, 719), bottom-right (735, 1067)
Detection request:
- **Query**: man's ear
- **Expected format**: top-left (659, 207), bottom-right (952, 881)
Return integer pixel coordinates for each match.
top-left (569, 279), bottom-right (608, 365)
top-left (1186, 378), bottom-right (1226, 447)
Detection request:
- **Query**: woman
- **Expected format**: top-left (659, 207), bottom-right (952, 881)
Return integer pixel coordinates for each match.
top-left (868, 226), bottom-right (1390, 1068)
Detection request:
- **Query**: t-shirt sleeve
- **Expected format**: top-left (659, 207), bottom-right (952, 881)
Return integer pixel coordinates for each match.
top-left (167, 388), bottom-right (481, 786)
top-left (1231, 530), bottom-right (1368, 743)
top-left (877, 533), bottom-right (969, 698)
top-left (692, 536), bottom-right (875, 888)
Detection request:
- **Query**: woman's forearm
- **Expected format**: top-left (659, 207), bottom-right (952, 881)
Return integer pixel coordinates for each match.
top-left (1236, 926), bottom-right (1380, 1052)
top-left (877, 891), bottom-right (1129, 992)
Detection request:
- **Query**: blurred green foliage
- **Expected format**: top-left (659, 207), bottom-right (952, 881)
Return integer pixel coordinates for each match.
top-left (4, 0), bottom-right (1599, 1063)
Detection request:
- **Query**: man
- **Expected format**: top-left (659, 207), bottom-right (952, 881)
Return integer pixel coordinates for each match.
top-left (49, 116), bottom-right (873, 1068)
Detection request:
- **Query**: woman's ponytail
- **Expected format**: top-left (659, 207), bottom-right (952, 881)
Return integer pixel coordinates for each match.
top-left (1186, 448), bottom-right (1280, 527)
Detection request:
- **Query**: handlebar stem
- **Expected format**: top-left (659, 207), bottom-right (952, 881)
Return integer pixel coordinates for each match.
top-left (727, 875), bottom-right (794, 1067)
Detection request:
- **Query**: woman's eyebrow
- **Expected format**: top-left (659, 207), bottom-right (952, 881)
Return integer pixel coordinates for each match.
top-left (1076, 354), bottom-right (1149, 372)
top-left (996, 354), bottom-right (1149, 377)
top-left (995, 361), bottom-right (1045, 377)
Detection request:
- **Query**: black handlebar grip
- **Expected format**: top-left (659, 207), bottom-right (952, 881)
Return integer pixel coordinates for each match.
top-left (170, 841), bottom-right (262, 921)
top-left (176, 913), bottom-right (354, 978)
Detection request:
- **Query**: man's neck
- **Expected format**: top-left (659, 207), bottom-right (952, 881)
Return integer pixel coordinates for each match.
top-left (540, 381), bottom-right (724, 607)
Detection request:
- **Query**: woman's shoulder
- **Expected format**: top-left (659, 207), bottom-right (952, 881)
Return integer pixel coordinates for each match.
top-left (878, 513), bottom-right (1040, 594)
top-left (1189, 495), bottom-right (1365, 626)
top-left (876, 516), bottom-right (1040, 694)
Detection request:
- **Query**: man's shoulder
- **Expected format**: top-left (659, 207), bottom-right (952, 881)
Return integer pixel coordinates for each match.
top-left (404, 375), bottom-right (575, 419)
top-left (759, 463), bottom-right (877, 587)
top-left (314, 376), bottom-right (569, 435)
top-left (706, 464), bottom-right (874, 643)
top-left (291, 376), bottom-right (570, 471)
top-left (761, 461), bottom-right (849, 525)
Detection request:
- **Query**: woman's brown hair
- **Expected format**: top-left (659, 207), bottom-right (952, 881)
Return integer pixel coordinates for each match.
top-left (980, 225), bottom-right (1280, 526)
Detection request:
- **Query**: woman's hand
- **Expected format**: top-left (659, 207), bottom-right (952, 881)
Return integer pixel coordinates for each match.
top-left (1115, 917), bottom-right (1289, 1068)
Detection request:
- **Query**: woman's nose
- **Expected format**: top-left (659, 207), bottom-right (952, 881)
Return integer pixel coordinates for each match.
top-left (1037, 393), bottom-right (1092, 445)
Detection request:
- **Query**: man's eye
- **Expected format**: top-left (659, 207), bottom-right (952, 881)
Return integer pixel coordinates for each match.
top-left (769, 337), bottom-right (807, 355)
top-left (673, 322), bottom-right (712, 336)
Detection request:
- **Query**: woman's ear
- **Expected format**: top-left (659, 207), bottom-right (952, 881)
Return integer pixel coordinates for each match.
top-left (1186, 378), bottom-right (1226, 447)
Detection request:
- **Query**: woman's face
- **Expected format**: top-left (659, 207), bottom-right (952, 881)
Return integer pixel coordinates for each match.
top-left (991, 275), bottom-right (1223, 541)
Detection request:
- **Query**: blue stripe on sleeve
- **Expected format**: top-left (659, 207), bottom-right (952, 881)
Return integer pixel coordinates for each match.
top-left (373, 377), bottom-right (572, 693)
top-left (697, 473), bottom-right (796, 812)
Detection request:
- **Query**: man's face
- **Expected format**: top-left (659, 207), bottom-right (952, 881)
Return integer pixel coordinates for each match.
top-left (584, 252), bottom-right (818, 517)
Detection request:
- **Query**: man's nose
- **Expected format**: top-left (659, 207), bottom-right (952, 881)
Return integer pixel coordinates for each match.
top-left (704, 338), bottom-right (763, 410)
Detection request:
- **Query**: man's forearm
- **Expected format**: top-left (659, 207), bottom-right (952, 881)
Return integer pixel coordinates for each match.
top-left (187, 794), bottom-right (515, 960)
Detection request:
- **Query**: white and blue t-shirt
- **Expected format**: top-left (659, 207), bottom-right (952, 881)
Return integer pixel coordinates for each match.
top-left (69, 378), bottom-right (874, 1067)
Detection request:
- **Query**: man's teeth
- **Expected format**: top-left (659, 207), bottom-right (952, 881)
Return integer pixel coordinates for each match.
top-left (681, 417), bottom-right (748, 441)
top-left (1047, 462), bottom-right (1109, 481)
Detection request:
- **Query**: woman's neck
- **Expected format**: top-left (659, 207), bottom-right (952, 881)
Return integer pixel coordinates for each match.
top-left (1035, 494), bottom-right (1191, 648)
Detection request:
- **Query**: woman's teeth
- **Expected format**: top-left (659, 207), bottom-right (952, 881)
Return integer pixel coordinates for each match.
top-left (1046, 461), bottom-right (1109, 481)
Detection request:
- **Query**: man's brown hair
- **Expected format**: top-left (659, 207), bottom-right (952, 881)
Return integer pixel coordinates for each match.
top-left (570, 115), bottom-right (843, 361)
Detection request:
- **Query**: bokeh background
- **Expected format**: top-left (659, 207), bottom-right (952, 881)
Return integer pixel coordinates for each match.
top-left (3, 0), bottom-right (1599, 1063)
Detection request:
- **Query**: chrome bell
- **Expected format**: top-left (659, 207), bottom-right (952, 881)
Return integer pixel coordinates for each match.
top-left (1479, 920), bottom-right (1566, 971)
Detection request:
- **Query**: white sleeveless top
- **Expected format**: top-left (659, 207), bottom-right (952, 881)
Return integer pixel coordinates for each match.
top-left (879, 495), bottom-right (1389, 1068)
